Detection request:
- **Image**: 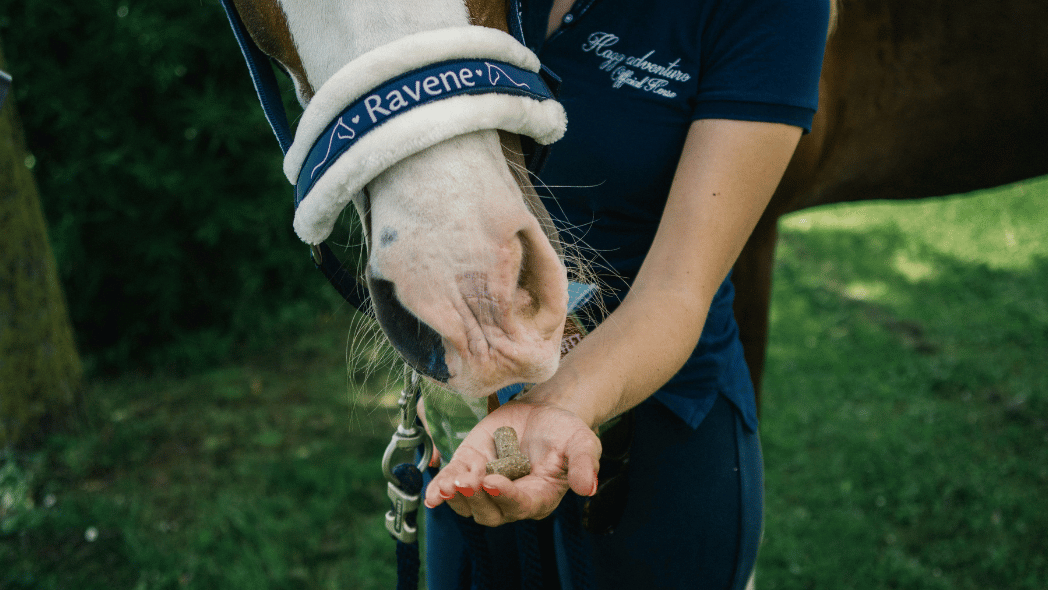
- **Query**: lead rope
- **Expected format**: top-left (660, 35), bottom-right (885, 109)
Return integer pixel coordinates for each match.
top-left (382, 369), bottom-right (433, 590)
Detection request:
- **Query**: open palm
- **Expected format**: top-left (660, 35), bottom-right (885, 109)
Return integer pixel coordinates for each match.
top-left (423, 398), bottom-right (602, 527)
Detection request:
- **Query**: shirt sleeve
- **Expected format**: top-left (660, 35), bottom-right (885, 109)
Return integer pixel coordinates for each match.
top-left (692, 0), bottom-right (830, 133)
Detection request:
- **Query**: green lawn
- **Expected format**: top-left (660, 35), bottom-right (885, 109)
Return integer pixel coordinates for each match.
top-left (759, 177), bottom-right (1048, 589)
top-left (2, 176), bottom-right (1046, 589)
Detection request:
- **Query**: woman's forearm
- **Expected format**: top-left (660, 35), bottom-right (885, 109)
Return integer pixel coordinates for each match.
top-left (524, 118), bottom-right (802, 429)
top-left (524, 284), bottom-right (713, 428)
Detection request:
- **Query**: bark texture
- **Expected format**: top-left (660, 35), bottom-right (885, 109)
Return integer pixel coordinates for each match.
top-left (0, 38), bottom-right (82, 448)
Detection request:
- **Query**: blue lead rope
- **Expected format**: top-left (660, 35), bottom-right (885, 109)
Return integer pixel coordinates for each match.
top-left (391, 463), bottom-right (424, 590)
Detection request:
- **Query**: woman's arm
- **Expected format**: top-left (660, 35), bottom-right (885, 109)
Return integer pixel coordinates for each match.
top-left (424, 118), bottom-right (802, 526)
top-left (533, 118), bottom-right (802, 428)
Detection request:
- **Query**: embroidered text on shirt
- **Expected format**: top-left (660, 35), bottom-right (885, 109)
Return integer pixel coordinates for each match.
top-left (581, 32), bottom-right (691, 98)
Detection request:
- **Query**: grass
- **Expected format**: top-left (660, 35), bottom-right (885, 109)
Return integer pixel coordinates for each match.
top-left (1, 314), bottom-right (406, 590)
top-left (2, 176), bottom-right (1047, 589)
top-left (758, 177), bottom-right (1048, 589)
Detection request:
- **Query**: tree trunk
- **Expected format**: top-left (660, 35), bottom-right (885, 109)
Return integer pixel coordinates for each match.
top-left (0, 37), bottom-right (82, 448)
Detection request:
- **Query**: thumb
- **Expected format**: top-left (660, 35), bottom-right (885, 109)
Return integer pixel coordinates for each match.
top-left (564, 428), bottom-right (602, 497)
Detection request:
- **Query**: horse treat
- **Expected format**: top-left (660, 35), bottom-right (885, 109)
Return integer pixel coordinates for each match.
top-left (486, 426), bottom-right (531, 480)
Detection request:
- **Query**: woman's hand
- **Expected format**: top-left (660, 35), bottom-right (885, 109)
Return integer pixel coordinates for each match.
top-left (423, 398), bottom-right (601, 527)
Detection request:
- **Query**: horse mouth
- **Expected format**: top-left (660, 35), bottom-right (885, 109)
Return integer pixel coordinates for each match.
top-left (365, 229), bottom-right (567, 397)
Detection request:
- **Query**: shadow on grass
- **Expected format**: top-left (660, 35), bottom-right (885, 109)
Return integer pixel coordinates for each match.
top-left (759, 220), bottom-right (1047, 590)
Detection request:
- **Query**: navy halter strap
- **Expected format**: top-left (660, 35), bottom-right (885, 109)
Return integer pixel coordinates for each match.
top-left (219, 0), bottom-right (560, 314)
top-left (218, 0), bottom-right (293, 154)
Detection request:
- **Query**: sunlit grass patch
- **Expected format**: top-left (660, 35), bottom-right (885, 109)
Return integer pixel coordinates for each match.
top-left (760, 176), bottom-right (1048, 590)
top-left (781, 175), bottom-right (1048, 271)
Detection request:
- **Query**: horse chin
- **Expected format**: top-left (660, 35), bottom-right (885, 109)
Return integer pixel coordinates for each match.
top-left (443, 334), bottom-right (563, 399)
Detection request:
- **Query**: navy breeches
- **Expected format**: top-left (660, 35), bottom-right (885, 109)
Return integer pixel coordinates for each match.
top-left (422, 393), bottom-right (764, 590)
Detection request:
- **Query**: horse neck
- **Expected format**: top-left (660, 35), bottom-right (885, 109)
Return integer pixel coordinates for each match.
top-left (464, 0), bottom-right (510, 32)
top-left (279, 0), bottom-right (472, 93)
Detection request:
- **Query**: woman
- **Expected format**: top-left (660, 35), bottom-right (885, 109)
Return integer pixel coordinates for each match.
top-left (422, 0), bottom-right (831, 587)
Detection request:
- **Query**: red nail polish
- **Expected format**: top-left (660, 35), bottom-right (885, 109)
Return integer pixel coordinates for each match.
top-left (482, 484), bottom-right (501, 497)
top-left (439, 489), bottom-right (456, 500)
top-left (455, 485), bottom-right (475, 498)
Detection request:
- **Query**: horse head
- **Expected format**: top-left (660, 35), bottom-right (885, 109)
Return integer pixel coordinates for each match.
top-left (228, 0), bottom-right (571, 398)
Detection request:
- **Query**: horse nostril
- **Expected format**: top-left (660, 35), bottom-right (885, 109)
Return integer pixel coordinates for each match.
top-left (367, 276), bottom-right (451, 382)
top-left (515, 230), bottom-right (542, 318)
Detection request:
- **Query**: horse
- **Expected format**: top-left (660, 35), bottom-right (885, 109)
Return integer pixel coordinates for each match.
top-left (734, 0), bottom-right (1048, 406)
top-left (223, 0), bottom-right (578, 402)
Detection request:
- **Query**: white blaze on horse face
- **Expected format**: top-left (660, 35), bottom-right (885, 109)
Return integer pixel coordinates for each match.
top-left (277, 0), bottom-right (570, 397)
top-left (279, 0), bottom-right (471, 90)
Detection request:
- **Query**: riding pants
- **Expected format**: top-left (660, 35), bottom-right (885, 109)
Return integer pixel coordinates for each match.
top-left (422, 393), bottom-right (764, 590)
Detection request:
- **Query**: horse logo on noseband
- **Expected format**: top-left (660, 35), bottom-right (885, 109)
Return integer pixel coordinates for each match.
top-left (485, 62), bottom-right (531, 90)
top-left (311, 117), bottom-right (357, 179)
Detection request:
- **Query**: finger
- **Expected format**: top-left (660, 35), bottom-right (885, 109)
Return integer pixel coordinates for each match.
top-left (478, 475), bottom-right (528, 520)
top-left (424, 443), bottom-right (491, 508)
top-left (444, 493), bottom-right (475, 519)
top-left (564, 429), bottom-right (602, 498)
top-left (467, 489), bottom-right (513, 527)
top-left (482, 473), bottom-right (569, 521)
top-left (424, 462), bottom-right (463, 509)
top-left (423, 478), bottom-right (457, 509)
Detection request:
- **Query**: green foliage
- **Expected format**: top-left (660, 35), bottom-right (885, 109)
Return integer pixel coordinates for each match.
top-left (0, 1), bottom-right (347, 373)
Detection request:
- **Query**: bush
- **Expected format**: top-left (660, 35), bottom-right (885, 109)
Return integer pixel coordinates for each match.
top-left (1, 1), bottom-right (346, 373)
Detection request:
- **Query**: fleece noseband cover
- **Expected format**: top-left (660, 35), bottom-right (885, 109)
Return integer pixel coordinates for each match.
top-left (284, 26), bottom-right (568, 245)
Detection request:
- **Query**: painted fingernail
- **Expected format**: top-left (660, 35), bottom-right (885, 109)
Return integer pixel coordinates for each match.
top-left (424, 498), bottom-right (438, 509)
top-left (438, 489), bottom-right (456, 500)
top-left (482, 484), bottom-right (501, 497)
top-left (455, 484), bottom-right (475, 498)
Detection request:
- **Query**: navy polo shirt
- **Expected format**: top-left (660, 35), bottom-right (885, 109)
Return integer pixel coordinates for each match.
top-left (516, 0), bottom-right (829, 431)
